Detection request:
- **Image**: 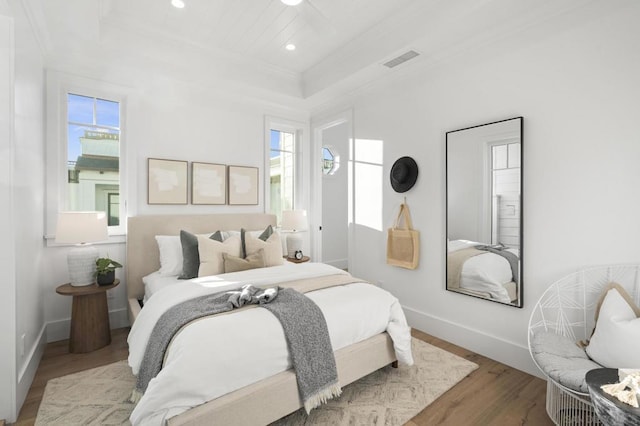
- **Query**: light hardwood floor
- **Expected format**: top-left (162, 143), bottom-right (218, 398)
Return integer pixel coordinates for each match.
top-left (15, 328), bottom-right (552, 425)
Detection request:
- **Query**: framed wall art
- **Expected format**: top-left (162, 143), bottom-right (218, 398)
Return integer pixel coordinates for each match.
top-left (228, 165), bottom-right (258, 205)
top-left (191, 162), bottom-right (226, 205)
top-left (147, 158), bottom-right (188, 204)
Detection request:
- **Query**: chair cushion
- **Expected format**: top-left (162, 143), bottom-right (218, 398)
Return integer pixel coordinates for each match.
top-left (531, 331), bottom-right (602, 393)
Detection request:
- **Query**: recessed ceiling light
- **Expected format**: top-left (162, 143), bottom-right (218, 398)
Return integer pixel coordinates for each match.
top-left (285, 43), bottom-right (296, 51)
top-left (281, 0), bottom-right (303, 6)
top-left (171, 0), bottom-right (185, 9)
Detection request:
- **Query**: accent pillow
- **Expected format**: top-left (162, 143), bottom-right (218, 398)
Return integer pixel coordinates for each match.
top-left (239, 225), bottom-right (274, 258)
top-left (223, 249), bottom-right (266, 273)
top-left (244, 232), bottom-right (284, 267)
top-left (585, 286), bottom-right (640, 368)
top-left (197, 235), bottom-right (242, 277)
top-left (178, 230), bottom-right (224, 280)
top-left (155, 235), bottom-right (183, 276)
top-left (593, 282), bottom-right (640, 323)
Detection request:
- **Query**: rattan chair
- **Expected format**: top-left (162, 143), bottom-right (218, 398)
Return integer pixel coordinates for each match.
top-left (528, 264), bottom-right (640, 425)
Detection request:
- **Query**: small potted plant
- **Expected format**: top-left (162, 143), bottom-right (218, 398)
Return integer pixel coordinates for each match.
top-left (95, 257), bottom-right (123, 286)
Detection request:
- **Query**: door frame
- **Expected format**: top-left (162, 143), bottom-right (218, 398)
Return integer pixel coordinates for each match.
top-left (310, 108), bottom-right (354, 269)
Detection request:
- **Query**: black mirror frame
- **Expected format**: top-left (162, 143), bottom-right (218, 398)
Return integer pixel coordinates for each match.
top-left (445, 116), bottom-right (524, 308)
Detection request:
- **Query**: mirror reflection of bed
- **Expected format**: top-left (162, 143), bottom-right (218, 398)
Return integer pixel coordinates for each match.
top-left (446, 117), bottom-right (523, 307)
top-left (447, 239), bottom-right (519, 304)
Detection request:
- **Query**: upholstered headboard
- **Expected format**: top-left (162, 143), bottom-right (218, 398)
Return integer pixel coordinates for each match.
top-left (126, 214), bottom-right (277, 302)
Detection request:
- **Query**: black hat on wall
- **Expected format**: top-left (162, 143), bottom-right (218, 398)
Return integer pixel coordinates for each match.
top-left (390, 156), bottom-right (418, 193)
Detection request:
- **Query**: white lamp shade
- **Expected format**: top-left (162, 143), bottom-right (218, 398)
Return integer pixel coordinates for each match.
top-left (281, 210), bottom-right (308, 231)
top-left (55, 211), bottom-right (108, 244)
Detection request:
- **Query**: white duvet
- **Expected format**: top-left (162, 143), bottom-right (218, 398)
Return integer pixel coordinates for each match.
top-left (128, 263), bottom-right (413, 426)
top-left (448, 239), bottom-right (518, 303)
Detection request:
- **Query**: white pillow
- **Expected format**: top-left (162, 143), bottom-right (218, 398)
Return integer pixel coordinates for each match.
top-left (244, 232), bottom-right (284, 267)
top-left (586, 287), bottom-right (640, 368)
top-left (197, 235), bottom-right (242, 277)
top-left (155, 235), bottom-right (183, 276)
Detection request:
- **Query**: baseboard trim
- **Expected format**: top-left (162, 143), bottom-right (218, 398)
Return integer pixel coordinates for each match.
top-left (46, 308), bottom-right (129, 343)
top-left (17, 323), bottom-right (46, 416)
top-left (402, 305), bottom-right (544, 379)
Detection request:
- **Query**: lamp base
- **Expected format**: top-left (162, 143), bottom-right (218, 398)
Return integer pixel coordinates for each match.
top-left (68, 245), bottom-right (98, 286)
top-left (286, 233), bottom-right (303, 258)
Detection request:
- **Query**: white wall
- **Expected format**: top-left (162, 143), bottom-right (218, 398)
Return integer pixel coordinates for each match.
top-left (43, 69), bottom-right (310, 343)
top-left (0, 0), bottom-right (46, 421)
top-left (319, 1), bottom-right (640, 375)
top-left (0, 10), bottom-right (17, 422)
top-left (321, 122), bottom-right (349, 268)
top-left (12, 0), bottom-right (46, 410)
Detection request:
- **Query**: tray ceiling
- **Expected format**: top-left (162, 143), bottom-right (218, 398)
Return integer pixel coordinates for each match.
top-left (25, 0), bottom-right (600, 102)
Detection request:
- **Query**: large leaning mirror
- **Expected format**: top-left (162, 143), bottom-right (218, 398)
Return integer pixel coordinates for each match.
top-left (446, 117), bottom-right (523, 307)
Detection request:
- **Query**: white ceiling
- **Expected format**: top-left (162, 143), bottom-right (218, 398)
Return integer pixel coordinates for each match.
top-left (24, 0), bottom-right (599, 102)
top-left (101, 0), bottom-right (416, 74)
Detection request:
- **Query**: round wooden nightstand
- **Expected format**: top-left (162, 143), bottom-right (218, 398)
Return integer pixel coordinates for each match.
top-left (56, 279), bottom-right (119, 354)
top-left (285, 256), bottom-right (310, 263)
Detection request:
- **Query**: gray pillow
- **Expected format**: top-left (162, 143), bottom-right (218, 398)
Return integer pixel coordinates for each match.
top-left (179, 230), bottom-right (223, 279)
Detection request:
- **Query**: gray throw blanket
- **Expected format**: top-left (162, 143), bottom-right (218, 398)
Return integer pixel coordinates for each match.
top-left (132, 284), bottom-right (340, 413)
top-left (475, 244), bottom-right (519, 284)
top-left (262, 287), bottom-right (341, 413)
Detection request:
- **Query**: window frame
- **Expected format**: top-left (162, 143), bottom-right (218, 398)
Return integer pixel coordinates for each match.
top-left (45, 71), bottom-right (128, 245)
top-left (264, 116), bottom-right (305, 226)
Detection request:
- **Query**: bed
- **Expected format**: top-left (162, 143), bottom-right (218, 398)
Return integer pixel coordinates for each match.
top-left (126, 213), bottom-right (413, 426)
top-left (447, 239), bottom-right (519, 303)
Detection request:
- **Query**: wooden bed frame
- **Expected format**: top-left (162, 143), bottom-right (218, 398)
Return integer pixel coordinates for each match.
top-left (126, 213), bottom-right (397, 425)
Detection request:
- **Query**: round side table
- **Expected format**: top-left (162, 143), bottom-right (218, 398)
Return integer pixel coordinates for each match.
top-left (586, 368), bottom-right (640, 426)
top-left (284, 256), bottom-right (310, 263)
top-left (56, 279), bottom-right (119, 353)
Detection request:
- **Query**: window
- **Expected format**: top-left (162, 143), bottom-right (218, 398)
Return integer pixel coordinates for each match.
top-left (269, 129), bottom-right (295, 224)
top-left (322, 146), bottom-right (340, 175)
top-left (66, 94), bottom-right (121, 226)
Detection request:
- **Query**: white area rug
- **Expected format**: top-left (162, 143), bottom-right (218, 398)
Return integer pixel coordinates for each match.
top-left (36, 338), bottom-right (478, 425)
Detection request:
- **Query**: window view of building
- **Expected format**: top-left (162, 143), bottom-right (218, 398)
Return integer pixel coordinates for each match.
top-left (67, 94), bottom-right (120, 226)
top-left (269, 129), bottom-right (295, 224)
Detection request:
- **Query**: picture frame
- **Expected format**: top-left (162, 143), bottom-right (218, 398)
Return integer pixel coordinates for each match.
top-left (147, 158), bottom-right (188, 205)
top-left (192, 162), bottom-right (226, 205)
top-left (227, 165), bottom-right (259, 205)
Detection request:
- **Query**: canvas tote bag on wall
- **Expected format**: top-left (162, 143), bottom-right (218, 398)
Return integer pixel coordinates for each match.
top-left (386, 203), bottom-right (420, 269)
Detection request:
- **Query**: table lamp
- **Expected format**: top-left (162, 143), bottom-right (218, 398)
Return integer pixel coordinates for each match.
top-left (55, 211), bottom-right (108, 286)
top-left (281, 209), bottom-right (308, 258)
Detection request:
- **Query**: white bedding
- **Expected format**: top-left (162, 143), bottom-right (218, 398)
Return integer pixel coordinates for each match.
top-left (128, 263), bottom-right (413, 425)
top-left (448, 239), bottom-right (518, 303)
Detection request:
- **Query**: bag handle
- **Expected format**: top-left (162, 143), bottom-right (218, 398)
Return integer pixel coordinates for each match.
top-left (394, 203), bottom-right (414, 230)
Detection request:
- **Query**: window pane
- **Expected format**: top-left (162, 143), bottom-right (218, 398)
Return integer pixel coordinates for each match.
top-left (271, 129), bottom-right (294, 153)
top-left (270, 130), bottom-right (281, 152)
top-left (67, 94), bottom-right (120, 225)
top-left (354, 138), bottom-right (383, 164)
top-left (354, 162), bottom-right (382, 231)
top-left (493, 145), bottom-right (508, 169)
top-left (68, 94), bottom-right (94, 124)
top-left (269, 129), bottom-right (295, 224)
top-left (322, 147), bottom-right (339, 175)
top-left (96, 98), bottom-right (119, 127)
top-left (108, 193), bottom-right (120, 226)
top-left (508, 143), bottom-right (521, 168)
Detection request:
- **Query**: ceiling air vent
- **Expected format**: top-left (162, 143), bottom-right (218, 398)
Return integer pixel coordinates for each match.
top-left (383, 50), bottom-right (420, 69)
